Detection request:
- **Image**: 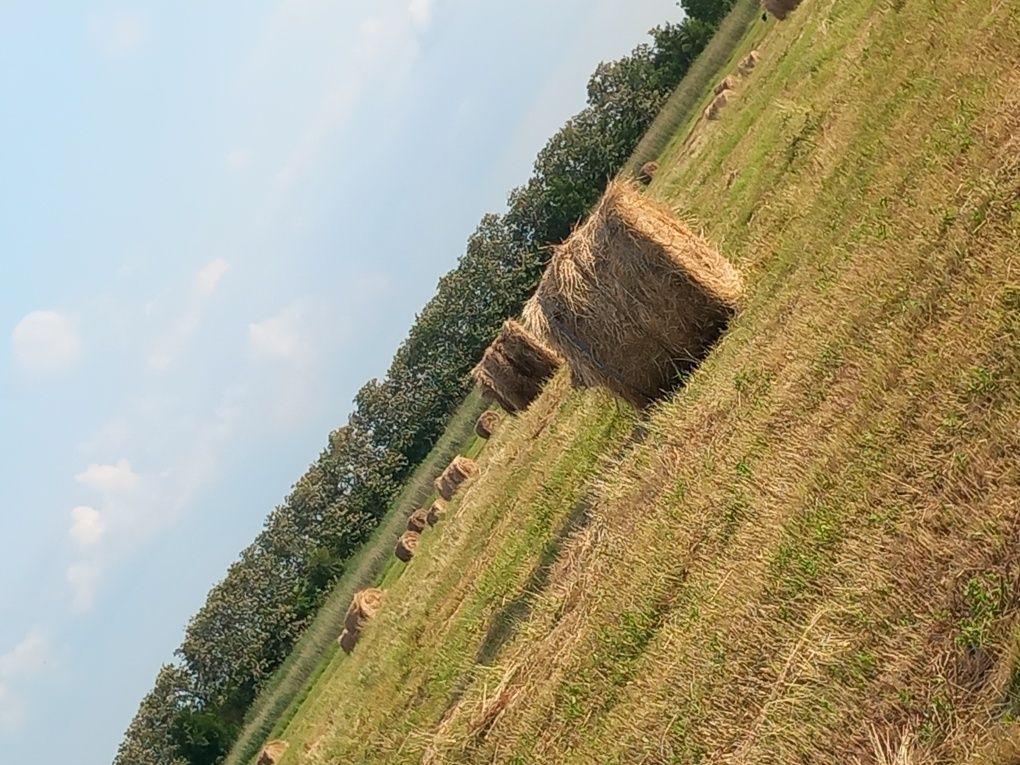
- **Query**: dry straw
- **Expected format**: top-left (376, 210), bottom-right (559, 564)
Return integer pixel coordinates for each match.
top-left (471, 320), bottom-right (560, 413)
top-left (523, 181), bottom-right (743, 407)
top-left (426, 500), bottom-right (445, 526)
top-left (738, 50), bottom-right (760, 75)
top-left (257, 740), bottom-right (289, 765)
top-left (637, 160), bottom-right (659, 185)
top-left (475, 410), bottom-right (501, 439)
top-left (395, 531), bottom-right (420, 563)
top-left (434, 455), bottom-right (477, 501)
top-left (343, 588), bottom-right (383, 634)
top-left (337, 628), bottom-right (358, 655)
top-left (407, 508), bottom-right (429, 534)
top-left (705, 89), bottom-right (733, 120)
top-left (714, 75), bottom-right (737, 95)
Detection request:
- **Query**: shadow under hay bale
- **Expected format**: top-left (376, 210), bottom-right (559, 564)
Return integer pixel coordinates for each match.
top-left (705, 89), bottom-right (732, 120)
top-left (637, 161), bottom-right (659, 185)
top-left (426, 500), bottom-right (445, 526)
top-left (395, 531), bottom-right (420, 563)
top-left (337, 628), bottom-right (359, 655)
top-left (714, 75), bottom-right (737, 95)
top-left (471, 320), bottom-right (560, 413)
top-left (344, 588), bottom-right (382, 634)
top-left (257, 740), bottom-right (289, 765)
top-left (738, 50), bottom-right (760, 75)
top-left (434, 455), bottom-right (477, 501)
top-left (762, 0), bottom-right (802, 20)
top-left (475, 410), bottom-right (501, 439)
top-left (523, 181), bottom-right (743, 408)
top-left (407, 508), bottom-right (429, 533)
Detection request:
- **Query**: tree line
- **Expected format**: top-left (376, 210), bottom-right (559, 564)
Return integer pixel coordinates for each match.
top-left (113, 2), bottom-right (734, 763)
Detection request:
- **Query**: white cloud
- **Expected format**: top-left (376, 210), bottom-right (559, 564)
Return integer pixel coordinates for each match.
top-left (69, 506), bottom-right (104, 547)
top-left (0, 628), bottom-right (52, 732)
top-left (75, 458), bottom-right (140, 495)
top-left (10, 310), bottom-right (81, 375)
top-left (91, 13), bottom-right (146, 58)
top-left (226, 148), bottom-right (251, 171)
top-left (67, 563), bottom-right (101, 612)
top-left (408, 0), bottom-right (432, 28)
top-left (248, 307), bottom-right (308, 361)
top-left (194, 258), bottom-right (230, 296)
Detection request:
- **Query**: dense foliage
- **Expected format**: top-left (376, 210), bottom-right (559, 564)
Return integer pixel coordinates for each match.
top-left (113, 2), bottom-right (733, 763)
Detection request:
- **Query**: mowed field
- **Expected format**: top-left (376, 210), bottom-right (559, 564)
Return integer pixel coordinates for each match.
top-left (270, 0), bottom-right (1020, 762)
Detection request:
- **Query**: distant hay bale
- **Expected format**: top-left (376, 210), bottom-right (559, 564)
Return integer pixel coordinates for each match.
top-left (434, 455), bottom-right (478, 501)
top-left (407, 508), bottom-right (429, 533)
top-left (522, 181), bottom-right (743, 407)
top-left (426, 500), bottom-right (445, 526)
top-left (344, 588), bottom-right (383, 634)
top-left (704, 90), bottom-right (732, 120)
top-left (395, 531), bottom-right (420, 563)
top-left (738, 50), bottom-right (761, 75)
top-left (337, 628), bottom-right (359, 655)
top-left (637, 161), bottom-right (659, 185)
top-left (762, 0), bottom-right (801, 20)
top-left (714, 75), bottom-right (737, 95)
top-left (257, 740), bottom-right (289, 765)
top-left (471, 320), bottom-right (560, 413)
top-left (475, 410), bottom-right (501, 439)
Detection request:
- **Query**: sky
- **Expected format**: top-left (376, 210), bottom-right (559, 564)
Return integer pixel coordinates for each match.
top-left (0, 1), bottom-right (679, 762)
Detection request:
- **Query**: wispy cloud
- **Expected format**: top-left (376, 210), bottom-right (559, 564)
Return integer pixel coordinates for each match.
top-left (248, 305), bottom-right (309, 361)
top-left (147, 259), bottom-right (230, 372)
top-left (10, 310), bottom-right (81, 376)
top-left (226, 148), bottom-right (252, 171)
top-left (66, 563), bottom-right (101, 613)
top-left (0, 629), bottom-right (52, 732)
top-left (75, 459), bottom-right (140, 496)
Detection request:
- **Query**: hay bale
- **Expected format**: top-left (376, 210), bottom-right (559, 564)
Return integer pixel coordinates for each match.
top-left (762, 0), bottom-right (801, 20)
top-left (714, 75), bottom-right (737, 95)
top-left (395, 531), bottom-right (420, 563)
top-left (471, 320), bottom-right (560, 413)
top-left (738, 50), bottom-right (760, 74)
top-left (522, 181), bottom-right (743, 407)
top-left (704, 89), bottom-right (732, 120)
top-left (344, 588), bottom-right (382, 634)
top-left (637, 161), bottom-right (659, 185)
top-left (407, 508), bottom-right (429, 533)
top-left (434, 455), bottom-right (477, 501)
top-left (258, 740), bottom-right (289, 765)
top-left (475, 410), bottom-right (501, 439)
top-left (426, 500), bottom-right (445, 526)
top-left (337, 628), bottom-right (359, 654)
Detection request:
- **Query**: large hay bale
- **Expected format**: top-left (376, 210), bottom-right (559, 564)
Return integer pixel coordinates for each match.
top-left (258, 740), bottom-right (289, 765)
top-left (637, 161), bottom-right (659, 185)
top-left (475, 410), bottom-right (501, 439)
top-left (523, 182), bottom-right (743, 407)
top-left (738, 50), bottom-right (760, 75)
top-left (337, 628), bottom-right (359, 655)
top-left (407, 508), bottom-right (429, 533)
top-left (434, 455), bottom-right (477, 501)
top-left (395, 531), bottom-right (420, 563)
top-left (762, 0), bottom-right (801, 20)
top-left (344, 588), bottom-right (383, 634)
top-left (471, 320), bottom-right (560, 413)
top-left (426, 500), bottom-right (445, 526)
top-left (704, 89), bottom-right (732, 120)
top-left (714, 75), bottom-right (737, 95)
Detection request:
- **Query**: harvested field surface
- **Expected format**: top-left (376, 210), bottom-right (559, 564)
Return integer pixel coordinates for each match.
top-left (263, 0), bottom-right (1020, 761)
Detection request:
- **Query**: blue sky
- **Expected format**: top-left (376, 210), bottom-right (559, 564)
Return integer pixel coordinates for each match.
top-left (0, 1), bottom-right (677, 762)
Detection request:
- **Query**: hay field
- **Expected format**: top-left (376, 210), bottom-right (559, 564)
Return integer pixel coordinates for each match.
top-left (266, 0), bottom-right (1020, 761)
